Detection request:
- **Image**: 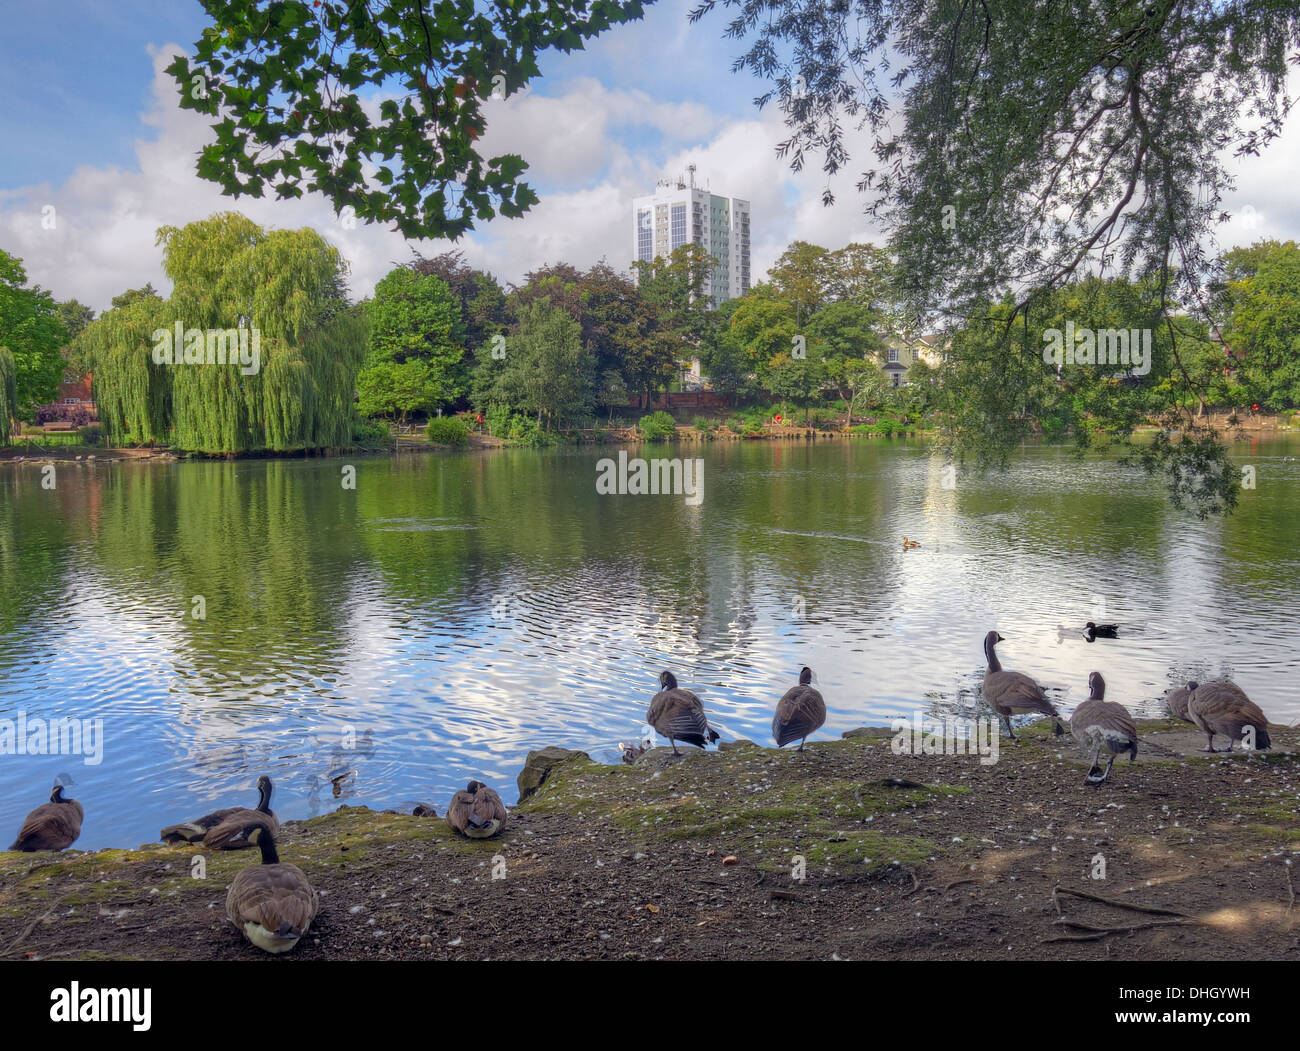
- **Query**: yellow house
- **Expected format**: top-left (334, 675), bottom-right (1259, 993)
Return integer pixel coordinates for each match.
top-left (880, 333), bottom-right (946, 387)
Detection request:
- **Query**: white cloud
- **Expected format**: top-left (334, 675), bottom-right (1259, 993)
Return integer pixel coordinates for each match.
top-left (4, 45), bottom-right (1296, 315)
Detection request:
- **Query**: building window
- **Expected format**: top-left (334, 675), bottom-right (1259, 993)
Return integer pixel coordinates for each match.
top-left (637, 210), bottom-right (653, 261)
top-left (670, 203), bottom-right (687, 249)
top-left (887, 347), bottom-right (899, 363)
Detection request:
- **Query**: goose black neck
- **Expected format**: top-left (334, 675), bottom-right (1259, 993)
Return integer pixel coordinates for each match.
top-left (799, 667), bottom-right (812, 686)
top-left (984, 636), bottom-right (1001, 672)
top-left (256, 832), bottom-right (280, 866)
top-left (256, 780), bottom-right (272, 813)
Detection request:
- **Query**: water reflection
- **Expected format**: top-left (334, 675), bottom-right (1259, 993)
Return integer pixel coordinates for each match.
top-left (1, 437), bottom-right (1297, 848)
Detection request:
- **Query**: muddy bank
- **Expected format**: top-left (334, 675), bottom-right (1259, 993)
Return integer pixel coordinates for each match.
top-left (1, 719), bottom-right (1296, 961)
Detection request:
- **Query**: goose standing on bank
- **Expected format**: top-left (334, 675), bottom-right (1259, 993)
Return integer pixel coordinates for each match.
top-left (772, 667), bottom-right (826, 751)
top-left (1070, 672), bottom-right (1138, 786)
top-left (225, 822), bottom-right (318, 954)
top-left (982, 631), bottom-right (1065, 740)
top-left (647, 671), bottom-right (721, 755)
top-left (9, 783), bottom-right (83, 852)
top-left (1186, 680), bottom-right (1271, 752)
top-left (446, 781), bottom-right (508, 838)
top-left (160, 774), bottom-right (277, 847)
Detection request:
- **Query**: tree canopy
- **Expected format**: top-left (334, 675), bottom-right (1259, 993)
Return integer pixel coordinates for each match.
top-left (75, 212), bottom-right (366, 453)
top-left (167, 0), bottom-right (650, 239)
top-left (0, 250), bottom-right (67, 433)
top-left (690, 0), bottom-right (1300, 512)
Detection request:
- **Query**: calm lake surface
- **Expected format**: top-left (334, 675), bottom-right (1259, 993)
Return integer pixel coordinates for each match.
top-left (2, 437), bottom-right (1298, 849)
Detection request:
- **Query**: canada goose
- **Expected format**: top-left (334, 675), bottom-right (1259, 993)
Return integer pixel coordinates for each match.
top-left (1070, 672), bottom-right (1138, 786)
top-left (412, 803), bottom-right (438, 817)
top-left (446, 781), bottom-right (508, 838)
top-left (9, 783), bottom-right (83, 852)
top-left (982, 631), bottom-right (1065, 740)
top-left (1082, 621), bottom-right (1120, 642)
top-left (772, 666), bottom-right (827, 751)
top-left (161, 774), bottom-right (276, 846)
top-left (1186, 680), bottom-right (1271, 752)
top-left (1165, 684), bottom-right (1194, 723)
top-left (225, 822), bottom-right (318, 954)
top-left (647, 670), bottom-right (721, 755)
top-left (902, 537), bottom-right (920, 549)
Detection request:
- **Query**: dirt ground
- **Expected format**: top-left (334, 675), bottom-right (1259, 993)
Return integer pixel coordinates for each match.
top-left (1, 719), bottom-right (1297, 961)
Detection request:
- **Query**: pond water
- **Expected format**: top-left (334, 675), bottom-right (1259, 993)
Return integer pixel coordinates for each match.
top-left (2, 436), bottom-right (1297, 849)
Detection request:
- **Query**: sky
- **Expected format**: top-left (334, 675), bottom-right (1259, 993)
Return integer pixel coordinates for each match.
top-left (0, 0), bottom-right (1296, 313)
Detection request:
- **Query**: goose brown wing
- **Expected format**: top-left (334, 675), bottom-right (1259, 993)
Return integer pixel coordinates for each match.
top-left (773, 686), bottom-right (827, 745)
top-left (1165, 686), bottom-right (1193, 722)
top-left (650, 689), bottom-right (709, 738)
top-left (471, 786), bottom-right (508, 827)
top-left (11, 801), bottom-right (82, 851)
top-left (227, 863), bottom-right (318, 935)
top-left (1190, 682), bottom-right (1267, 731)
top-left (203, 810), bottom-right (279, 850)
top-left (446, 791), bottom-right (473, 833)
top-left (984, 670), bottom-right (1056, 716)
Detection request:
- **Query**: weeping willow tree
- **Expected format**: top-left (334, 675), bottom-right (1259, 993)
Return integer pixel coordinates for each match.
top-left (0, 347), bottom-right (16, 441)
top-left (74, 290), bottom-right (172, 444)
top-left (79, 212), bottom-right (366, 453)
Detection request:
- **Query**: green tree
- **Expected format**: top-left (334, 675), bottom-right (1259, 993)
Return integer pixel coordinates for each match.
top-left (167, 0), bottom-right (649, 239)
top-left (726, 292), bottom-right (799, 370)
top-left (765, 345), bottom-right (827, 424)
top-left (767, 240), bottom-right (831, 325)
top-left (1223, 240), bottom-right (1300, 410)
top-left (0, 249), bottom-right (67, 425)
top-left (360, 266), bottom-right (466, 420)
top-left (692, 0), bottom-right (1300, 513)
top-left (496, 300), bottom-right (593, 431)
top-left (410, 249), bottom-right (508, 358)
top-left (357, 358), bottom-right (442, 423)
top-left (78, 212), bottom-right (365, 453)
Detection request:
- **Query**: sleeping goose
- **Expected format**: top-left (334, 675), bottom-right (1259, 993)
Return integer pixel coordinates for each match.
top-left (647, 670), bottom-right (721, 755)
top-left (160, 774), bottom-right (276, 847)
top-left (225, 822), bottom-right (318, 954)
top-left (1186, 680), bottom-right (1271, 752)
top-left (1070, 672), bottom-right (1138, 786)
top-left (982, 631), bottom-right (1065, 740)
top-left (772, 666), bottom-right (826, 751)
top-left (446, 781), bottom-right (508, 838)
top-left (1082, 621), bottom-right (1120, 642)
top-left (1165, 684), bottom-right (1194, 723)
top-left (9, 783), bottom-right (83, 852)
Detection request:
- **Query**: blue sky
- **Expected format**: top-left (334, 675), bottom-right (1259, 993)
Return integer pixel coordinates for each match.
top-left (0, 0), bottom-right (761, 193)
top-left (0, 2), bottom-right (1294, 312)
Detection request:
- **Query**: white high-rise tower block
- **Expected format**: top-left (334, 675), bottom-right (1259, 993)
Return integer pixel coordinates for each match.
top-left (632, 166), bottom-right (751, 307)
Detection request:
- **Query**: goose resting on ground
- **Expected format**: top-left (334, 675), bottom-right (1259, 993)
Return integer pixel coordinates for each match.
top-left (9, 783), bottom-right (83, 852)
top-left (225, 822), bottom-right (318, 954)
top-left (161, 774), bottom-right (277, 848)
top-left (446, 781), bottom-right (508, 838)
